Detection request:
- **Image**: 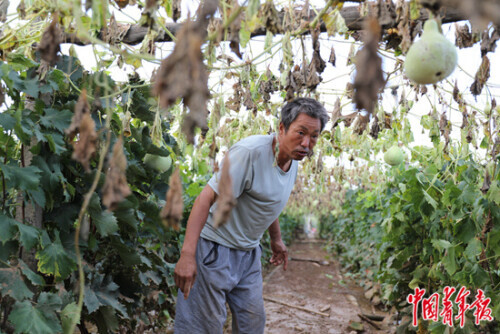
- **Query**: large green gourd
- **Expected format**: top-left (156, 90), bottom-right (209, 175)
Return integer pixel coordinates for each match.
top-left (404, 19), bottom-right (458, 84)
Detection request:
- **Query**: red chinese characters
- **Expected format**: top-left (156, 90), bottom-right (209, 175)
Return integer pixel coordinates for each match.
top-left (407, 286), bottom-right (494, 328)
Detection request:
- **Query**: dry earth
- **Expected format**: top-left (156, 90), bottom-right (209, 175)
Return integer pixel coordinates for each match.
top-left (259, 240), bottom-right (395, 334)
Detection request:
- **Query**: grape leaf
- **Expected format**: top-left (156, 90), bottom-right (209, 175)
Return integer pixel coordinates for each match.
top-left (35, 233), bottom-right (76, 281)
top-left (61, 302), bottom-right (80, 334)
top-left (40, 108), bottom-right (73, 133)
top-left (19, 259), bottom-right (45, 286)
top-left (15, 221), bottom-right (40, 250)
top-left (8, 300), bottom-right (62, 334)
top-left (0, 267), bottom-right (34, 301)
top-left (0, 213), bottom-right (18, 244)
top-left (0, 162), bottom-right (42, 191)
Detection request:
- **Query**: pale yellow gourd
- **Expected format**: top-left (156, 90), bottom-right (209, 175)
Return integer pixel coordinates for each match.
top-left (404, 19), bottom-right (458, 84)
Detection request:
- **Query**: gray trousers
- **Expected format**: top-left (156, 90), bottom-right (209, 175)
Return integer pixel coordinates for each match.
top-left (174, 238), bottom-right (265, 334)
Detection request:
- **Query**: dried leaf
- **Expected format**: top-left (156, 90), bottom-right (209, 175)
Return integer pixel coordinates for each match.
top-left (452, 81), bottom-right (462, 104)
top-left (481, 168), bottom-right (491, 194)
top-left (213, 154), bottom-right (236, 228)
top-left (17, 0), bottom-right (26, 19)
top-left (370, 114), bottom-right (380, 139)
top-left (352, 113), bottom-right (370, 135)
top-left (172, 0), bottom-right (181, 22)
top-left (470, 55), bottom-right (490, 96)
top-left (103, 14), bottom-right (130, 46)
top-left (38, 16), bottom-right (62, 66)
top-left (397, 1), bottom-right (412, 53)
top-left (439, 112), bottom-right (450, 149)
top-left (153, 0), bottom-right (217, 144)
top-left (0, 0), bottom-right (8, 22)
top-left (161, 168), bottom-right (184, 230)
top-left (259, 68), bottom-right (277, 102)
top-left (228, 1), bottom-right (243, 58)
top-left (102, 137), bottom-right (131, 210)
top-left (329, 46), bottom-right (336, 66)
top-left (331, 98), bottom-right (341, 129)
top-left (353, 17), bottom-right (385, 114)
top-left (261, 0), bottom-right (282, 35)
top-left (66, 90), bottom-right (91, 140)
top-left (306, 65), bottom-right (321, 90)
top-left (345, 82), bottom-right (354, 100)
top-left (72, 112), bottom-right (97, 172)
top-left (226, 81), bottom-right (242, 111)
top-left (455, 23), bottom-right (475, 48)
top-left (480, 27), bottom-right (499, 57)
top-left (310, 25), bottom-right (326, 73)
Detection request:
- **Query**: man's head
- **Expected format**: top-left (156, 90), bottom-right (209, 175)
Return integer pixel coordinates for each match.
top-left (278, 98), bottom-right (329, 161)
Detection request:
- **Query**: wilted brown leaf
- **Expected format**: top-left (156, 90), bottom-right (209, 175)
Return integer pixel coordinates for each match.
top-left (353, 17), bottom-right (385, 115)
top-left (329, 46), bottom-right (336, 66)
top-left (172, 0), bottom-right (181, 22)
top-left (66, 89), bottom-right (91, 140)
top-left (480, 27), bottom-right (499, 57)
top-left (0, 0), bottom-right (9, 23)
top-left (72, 111), bottom-right (98, 172)
top-left (352, 113), bottom-right (370, 135)
top-left (310, 25), bottom-right (326, 73)
top-left (345, 82), bottom-right (354, 99)
top-left (306, 65), bottom-right (321, 89)
top-left (331, 97), bottom-right (341, 128)
top-left (370, 114), bottom-right (380, 139)
top-left (161, 168), bottom-right (184, 230)
top-left (226, 81), bottom-right (242, 111)
top-left (103, 14), bottom-right (130, 46)
top-left (261, 0), bottom-right (282, 35)
top-left (481, 168), bottom-right (491, 194)
top-left (470, 55), bottom-right (490, 96)
top-left (439, 112), bottom-right (450, 149)
top-left (259, 68), bottom-right (277, 102)
top-left (153, 0), bottom-right (217, 144)
top-left (342, 112), bottom-right (357, 128)
top-left (213, 154), bottom-right (236, 228)
top-left (17, 0), bottom-right (26, 19)
top-left (455, 23), bottom-right (475, 48)
top-left (38, 16), bottom-right (62, 66)
top-left (227, 1), bottom-right (243, 58)
top-left (102, 137), bottom-right (131, 210)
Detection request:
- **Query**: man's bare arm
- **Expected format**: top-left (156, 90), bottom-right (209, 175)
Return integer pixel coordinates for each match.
top-left (174, 184), bottom-right (217, 299)
top-left (268, 218), bottom-right (288, 270)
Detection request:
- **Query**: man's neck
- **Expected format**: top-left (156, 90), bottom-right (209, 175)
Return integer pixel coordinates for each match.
top-left (272, 136), bottom-right (291, 172)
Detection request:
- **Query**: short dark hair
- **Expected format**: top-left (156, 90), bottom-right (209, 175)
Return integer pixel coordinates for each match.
top-left (280, 98), bottom-right (329, 132)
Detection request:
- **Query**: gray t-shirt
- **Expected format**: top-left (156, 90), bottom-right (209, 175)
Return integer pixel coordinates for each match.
top-left (200, 134), bottom-right (298, 251)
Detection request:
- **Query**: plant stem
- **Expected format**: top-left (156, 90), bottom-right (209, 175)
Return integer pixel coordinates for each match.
top-left (68, 86), bottom-right (114, 334)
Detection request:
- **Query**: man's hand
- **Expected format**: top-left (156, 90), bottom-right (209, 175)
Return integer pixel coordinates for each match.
top-left (174, 253), bottom-right (197, 299)
top-left (270, 238), bottom-right (288, 270)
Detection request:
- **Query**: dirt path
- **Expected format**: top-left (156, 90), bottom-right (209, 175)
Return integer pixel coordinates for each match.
top-left (262, 240), bottom-right (394, 334)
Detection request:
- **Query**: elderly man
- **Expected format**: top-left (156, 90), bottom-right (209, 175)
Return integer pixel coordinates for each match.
top-left (174, 97), bottom-right (329, 333)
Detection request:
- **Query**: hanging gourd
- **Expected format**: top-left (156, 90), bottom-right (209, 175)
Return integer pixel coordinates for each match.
top-left (404, 19), bottom-right (458, 84)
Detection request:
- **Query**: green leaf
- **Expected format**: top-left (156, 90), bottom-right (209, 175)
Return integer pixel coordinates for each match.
top-left (15, 221), bottom-right (40, 250)
top-left (19, 260), bottom-right (45, 286)
top-left (40, 108), bottom-right (73, 133)
top-left (27, 187), bottom-right (46, 208)
top-left (61, 302), bottom-right (80, 334)
top-left (0, 268), bottom-right (34, 301)
top-left (38, 292), bottom-right (62, 312)
top-left (410, 0), bottom-right (421, 20)
top-left (464, 238), bottom-right (482, 261)
top-left (322, 9), bottom-right (348, 37)
top-left (84, 277), bottom-right (126, 315)
top-left (0, 112), bottom-right (17, 131)
top-left (423, 189), bottom-right (438, 209)
top-left (36, 233), bottom-right (76, 281)
top-left (93, 211), bottom-right (119, 237)
top-left (0, 162), bottom-right (42, 191)
top-left (442, 247), bottom-right (457, 275)
top-left (246, 0), bottom-right (260, 18)
top-left (44, 132), bottom-right (66, 154)
top-left (431, 239), bottom-right (452, 252)
top-left (488, 180), bottom-right (500, 205)
top-left (0, 213), bottom-right (18, 244)
top-left (8, 300), bottom-right (62, 334)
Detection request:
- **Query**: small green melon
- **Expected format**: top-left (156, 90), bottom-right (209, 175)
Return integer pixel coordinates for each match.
top-left (144, 154), bottom-right (172, 172)
top-left (404, 19), bottom-right (458, 84)
top-left (384, 146), bottom-right (404, 166)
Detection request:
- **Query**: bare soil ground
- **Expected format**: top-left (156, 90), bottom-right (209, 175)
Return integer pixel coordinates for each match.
top-left (260, 240), bottom-right (395, 334)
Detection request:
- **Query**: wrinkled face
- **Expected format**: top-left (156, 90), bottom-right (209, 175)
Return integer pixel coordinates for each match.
top-left (279, 113), bottom-right (321, 161)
